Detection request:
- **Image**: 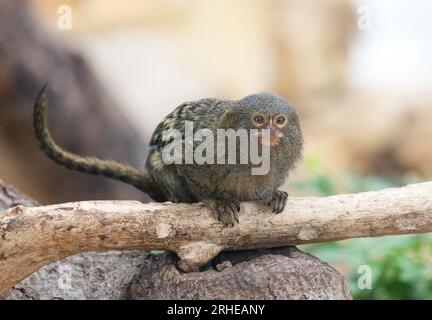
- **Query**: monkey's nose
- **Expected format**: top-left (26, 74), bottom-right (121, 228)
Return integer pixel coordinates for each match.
top-left (269, 126), bottom-right (284, 138)
top-left (258, 126), bottom-right (283, 146)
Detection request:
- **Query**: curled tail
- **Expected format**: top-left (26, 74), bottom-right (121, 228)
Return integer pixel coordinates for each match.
top-left (33, 85), bottom-right (163, 199)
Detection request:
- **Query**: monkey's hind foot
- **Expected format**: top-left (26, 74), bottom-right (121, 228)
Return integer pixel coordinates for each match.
top-left (207, 199), bottom-right (240, 228)
top-left (269, 190), bottom-right (288, 214)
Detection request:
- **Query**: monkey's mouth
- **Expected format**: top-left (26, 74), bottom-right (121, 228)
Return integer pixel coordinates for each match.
top-left (257, 127), bottom-right (284, 146)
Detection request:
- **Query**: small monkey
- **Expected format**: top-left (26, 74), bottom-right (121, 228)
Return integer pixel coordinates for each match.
top-left (34, 87), bottom-right (303, 227)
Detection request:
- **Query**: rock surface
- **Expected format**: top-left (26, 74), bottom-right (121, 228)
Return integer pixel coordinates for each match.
top-left (2, 247), bottom-right (351, 300)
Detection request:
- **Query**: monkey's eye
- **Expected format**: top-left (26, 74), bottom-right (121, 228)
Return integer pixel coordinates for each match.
top-left (275, 116), bottom-right (286, 125)
top-left (253, 115), bottom-right (265, 124)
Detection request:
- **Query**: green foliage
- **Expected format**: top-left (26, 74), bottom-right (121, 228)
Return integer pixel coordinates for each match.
top-left (305, 235), bottom-right (432, 299)
top-left (294, 153), bottom-right (422, 196)
top-left (297, 153), bottom-right (430, 299)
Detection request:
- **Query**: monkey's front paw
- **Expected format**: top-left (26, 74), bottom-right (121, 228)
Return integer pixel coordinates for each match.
top-left (269, 190), bottom-right (288, 214)
top-left (209, 200), bottom-right (240, 227)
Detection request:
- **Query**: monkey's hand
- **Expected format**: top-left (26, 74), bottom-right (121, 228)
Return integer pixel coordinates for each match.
top-left (207, 199), bottom-right (240, 227)
top-left (269, 190), bottom-right (288, 214)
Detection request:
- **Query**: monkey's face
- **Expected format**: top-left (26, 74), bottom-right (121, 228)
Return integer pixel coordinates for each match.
top-left (231, 92), bottom-right (302, 149)
top-left (251, 113), bottom-right (288, 146)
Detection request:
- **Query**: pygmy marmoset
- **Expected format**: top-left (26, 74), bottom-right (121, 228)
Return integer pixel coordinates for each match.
top-left (33, 87), bottom-right (303, 227)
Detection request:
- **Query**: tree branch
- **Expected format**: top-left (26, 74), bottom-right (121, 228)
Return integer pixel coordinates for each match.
top-left (1, 182), bottom-right (431, 294)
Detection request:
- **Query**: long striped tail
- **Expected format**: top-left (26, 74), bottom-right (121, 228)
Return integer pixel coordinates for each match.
top-left (33, 85), bottom-right (162, 199)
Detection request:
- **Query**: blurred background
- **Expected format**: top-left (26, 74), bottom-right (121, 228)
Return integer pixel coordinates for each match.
top-left (0, 0), bottom-right (431, 299)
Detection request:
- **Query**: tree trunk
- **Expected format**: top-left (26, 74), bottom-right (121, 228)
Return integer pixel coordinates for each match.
top-left (0, 0), bottom-right (147, 203)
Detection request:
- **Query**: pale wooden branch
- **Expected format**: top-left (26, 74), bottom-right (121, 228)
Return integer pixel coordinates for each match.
top-left (1, 182), bottom-right (431, 295)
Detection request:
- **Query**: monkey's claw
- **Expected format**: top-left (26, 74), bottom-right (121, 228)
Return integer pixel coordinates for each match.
top-left (210, 200), bottom-right (240, 227)
top-left (269, 190), bottom-right (288, 214)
